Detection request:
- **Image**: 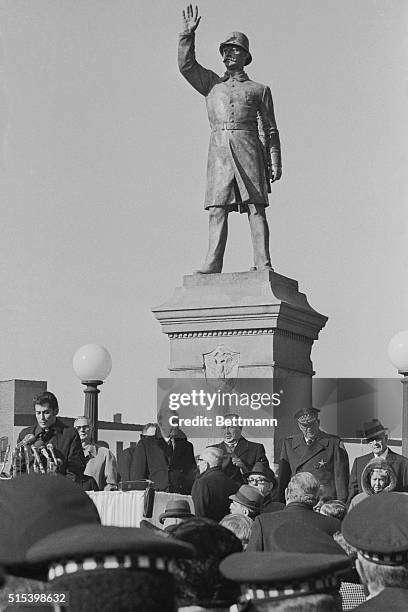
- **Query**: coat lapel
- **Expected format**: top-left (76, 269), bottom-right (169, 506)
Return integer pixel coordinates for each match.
top-left (234, 438), bottom-right (249, 459)
top-left (293, 433), bottom-right (328, 471)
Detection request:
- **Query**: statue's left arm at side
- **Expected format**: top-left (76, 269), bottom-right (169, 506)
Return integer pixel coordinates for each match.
top-left (259, 85), bottom-right (282, 182)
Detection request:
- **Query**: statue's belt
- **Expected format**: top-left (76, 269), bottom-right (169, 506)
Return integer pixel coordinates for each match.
top-left (212, 122), bottom-right (257, 132)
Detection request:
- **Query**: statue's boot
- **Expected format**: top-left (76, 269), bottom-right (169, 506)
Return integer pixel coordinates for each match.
top-left (196, 207), bottom-right (228, 274)
top-left (248, 205), bottom-right (273, 271)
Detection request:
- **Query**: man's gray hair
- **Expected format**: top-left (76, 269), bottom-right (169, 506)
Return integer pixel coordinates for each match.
top-left (357, 554), bottom-right (408, 593)
top-left (202, 446), bottom-right (224, 467)
top-left (245, 592), bottom-right (342, 611)
top-left (74, 416), bottom-right (90, 427)
top-left (285, 472), bottom-right (320, 506)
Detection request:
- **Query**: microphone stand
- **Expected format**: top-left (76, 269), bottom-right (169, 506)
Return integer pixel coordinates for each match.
top-left (24, 445), bottom-right (30, 474)
top-left (32, 446), bottom-right (45, 474)
top-left (0, 445), bottom-right (11, 478)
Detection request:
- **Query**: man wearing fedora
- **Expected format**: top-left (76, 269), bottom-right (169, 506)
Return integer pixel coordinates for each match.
top-left (278, 407), bottom-right (349, 503)
top-left (159, 498), bottom-right (194, 531)
top-left (247, 462), bottom-right (284, 513)
top-left (347, 418), bottom-right (408, 505)
top-left (229, 484), bottom-right (263, 520)
top-left (178, 5), bottom-right (282, 273)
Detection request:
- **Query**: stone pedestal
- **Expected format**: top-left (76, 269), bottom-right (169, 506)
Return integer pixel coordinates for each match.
top-left (152, 270), bottom-right (327, 460)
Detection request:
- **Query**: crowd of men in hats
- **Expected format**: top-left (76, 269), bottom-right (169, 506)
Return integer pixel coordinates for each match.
top-left (2, 471), bottom-right (408, 610)
top-left (3, 385), bottom-right (408, 609)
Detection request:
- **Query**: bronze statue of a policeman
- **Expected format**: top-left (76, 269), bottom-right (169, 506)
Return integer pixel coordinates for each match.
top-left (178, 5), bottom-right (282, 274)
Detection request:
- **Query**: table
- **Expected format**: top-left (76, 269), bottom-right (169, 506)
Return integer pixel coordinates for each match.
top-left (87, 490), bottom-right (194, 528)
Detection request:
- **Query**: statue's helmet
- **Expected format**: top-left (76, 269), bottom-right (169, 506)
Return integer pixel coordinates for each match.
top-left (219, 32), bottom-right (252, 65)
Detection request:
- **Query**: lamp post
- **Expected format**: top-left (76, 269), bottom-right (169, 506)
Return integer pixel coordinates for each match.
top-left (73, 344), bottom-right (112, 443)
top-left (387, 331), bottom-right (408, 458)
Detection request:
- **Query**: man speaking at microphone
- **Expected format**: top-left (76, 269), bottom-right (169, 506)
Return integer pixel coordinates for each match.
top-left (17, 391), bottom-right (86, 482)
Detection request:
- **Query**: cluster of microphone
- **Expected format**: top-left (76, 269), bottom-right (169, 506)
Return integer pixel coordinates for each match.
top-left (0, 434), bottom-right (61, 478)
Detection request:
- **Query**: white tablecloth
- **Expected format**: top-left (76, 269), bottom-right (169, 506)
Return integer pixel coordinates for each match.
top-left (87, 490), bottom-right (194, 528)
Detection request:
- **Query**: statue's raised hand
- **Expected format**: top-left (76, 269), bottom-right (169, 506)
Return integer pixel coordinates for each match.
top-left (182, 4), bottom-right (201, 34)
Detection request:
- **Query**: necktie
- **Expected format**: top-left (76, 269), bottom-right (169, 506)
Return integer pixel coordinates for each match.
top-left (38, 427), bottom-right (55, 445)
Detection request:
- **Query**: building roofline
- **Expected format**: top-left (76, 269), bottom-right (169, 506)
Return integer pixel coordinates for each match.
top-left (14, 414), bottom-right (143, 431)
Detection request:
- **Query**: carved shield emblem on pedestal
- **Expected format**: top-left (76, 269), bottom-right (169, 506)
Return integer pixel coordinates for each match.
top-left (203, 345), bottom-right (240, 386)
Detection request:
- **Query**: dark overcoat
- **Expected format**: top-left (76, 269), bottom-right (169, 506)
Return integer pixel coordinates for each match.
top-left (246, 502), bottom-right (341, 551)
top-left (278, 431), bottom-right (349, 503)
top-left (260, 495), bottom-right (284, 514)
top-left (17, 418), bottom-right (85, 481)
top-left (347, 449), bottom-right (408, 504)
top-left (351, 587), bottom-right (408, 611)
top-left (117, 445), bottom-right (135, 483)
top-left (178, 32), bottom-right (281, 210)
top-left (191, 466), bottom-right (239, 522)
top-left (211, 438), bottom-right (269, 485)
top-left (128, 432), bottom-right (197, 494)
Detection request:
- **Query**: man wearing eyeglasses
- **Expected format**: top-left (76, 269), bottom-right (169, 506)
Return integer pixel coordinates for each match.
top-left (74, 416), bottom-right (117, 491)
top-left (277, 407), bottom-right (349, 504)
top-left (192, 447), bottom-right (238, 522)
top-left (247, 462), bottom-right (284, 513)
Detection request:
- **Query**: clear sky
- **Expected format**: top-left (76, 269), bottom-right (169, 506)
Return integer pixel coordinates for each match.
top-left (0, 1), bottom-right (407, 424)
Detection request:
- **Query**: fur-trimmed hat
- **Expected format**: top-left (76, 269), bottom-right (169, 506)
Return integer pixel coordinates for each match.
top-left (361, 458), bottom-right (396, 496)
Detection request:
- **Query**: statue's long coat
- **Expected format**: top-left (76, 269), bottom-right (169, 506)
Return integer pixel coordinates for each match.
top-left (178, 32), bottom-right (281, 210)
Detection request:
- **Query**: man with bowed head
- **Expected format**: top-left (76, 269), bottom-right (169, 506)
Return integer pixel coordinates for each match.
top-left (192, 447), bottom-right (239, 522)
top-left (178, 4), bottom-right (282, 273)
top-left (247, 473), bottom-right (341, 552)
top-left (130, 407), bottom-right (196, 494)
top-left (211, 414), bottom-right (269, 485)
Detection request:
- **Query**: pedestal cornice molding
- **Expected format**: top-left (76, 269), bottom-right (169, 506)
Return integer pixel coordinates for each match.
top-left (167, 328), bottom-right (313, 345)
